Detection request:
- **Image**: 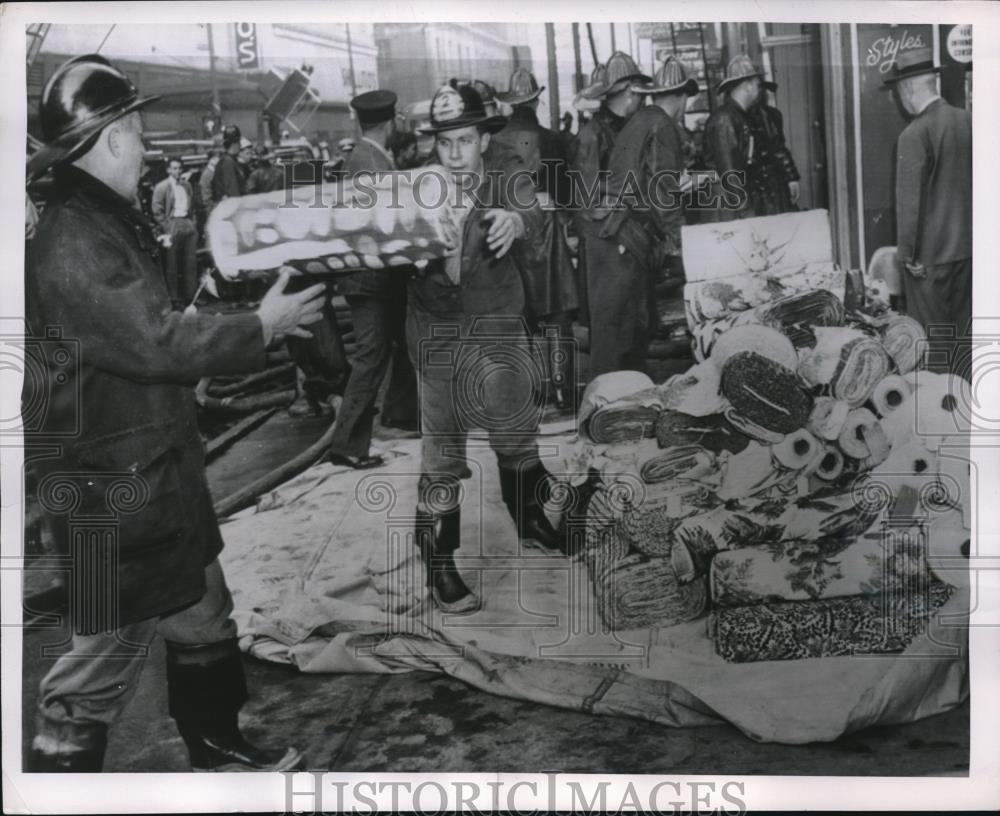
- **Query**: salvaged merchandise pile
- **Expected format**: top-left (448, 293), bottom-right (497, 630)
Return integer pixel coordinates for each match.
top-left (560, 210), bottom-right (969, 663)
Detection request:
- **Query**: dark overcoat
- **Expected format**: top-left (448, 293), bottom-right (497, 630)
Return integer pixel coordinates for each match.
top-left (26, 166), bottom-right (265, 625)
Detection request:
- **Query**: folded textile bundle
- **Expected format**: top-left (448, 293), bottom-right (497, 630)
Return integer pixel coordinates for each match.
top-left (656, 362), bottom-right (727, 416)
top-left (881, 315), bottom-right (927, 374)
top-left (655, 410), bottom-right (751, 455)
top-left (709, 519), bottom-right (928, 607)
top-left (797, 327), bottom-right (891, 407)
top-left (711, 582), bottom-right (954, 663)
top-left (207, 169), bottom-right (457, 276)
top-left (586, 388), bottom-right (664, 444)
top-left (720, 352), bottom-right (813, 437)
top-left (594, 553), bottom-right (708, 630)
top-left (639, 445), bottom-right (715, 484)
top-left (710, 324), bottom-right (799, 371)
top-left (756, 289), bottom-right (846, 347)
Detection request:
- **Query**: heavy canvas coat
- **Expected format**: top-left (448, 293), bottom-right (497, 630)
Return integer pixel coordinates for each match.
top-left (493, 106), bottom-right (578, 318)
top-left (703, 98), bottom-right (756, 221)
top-left (26, 167), bottom-right (266, 625)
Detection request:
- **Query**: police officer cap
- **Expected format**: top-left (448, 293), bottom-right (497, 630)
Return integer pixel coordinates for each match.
top-left (350, 90), bottom-right (398, 127)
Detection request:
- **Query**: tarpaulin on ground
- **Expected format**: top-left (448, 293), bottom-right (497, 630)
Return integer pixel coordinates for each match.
top-left (220, 435), bottom-right (968, 745)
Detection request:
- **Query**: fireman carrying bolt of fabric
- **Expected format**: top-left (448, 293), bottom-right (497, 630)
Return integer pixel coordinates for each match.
top-left (408, 81), bottom-right (570, 614)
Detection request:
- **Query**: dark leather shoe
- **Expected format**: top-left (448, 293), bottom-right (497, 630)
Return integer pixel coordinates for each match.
top-left (327, 452), bottom-right (385, 470)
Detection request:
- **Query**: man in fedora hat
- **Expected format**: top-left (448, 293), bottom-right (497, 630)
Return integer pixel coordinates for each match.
top-left (747, 79), bottom-right (802, 215)
top-left (568, 54), bottom-right (650, 338)
top-left (492, 67), bottom-right (577, 408)
top-left (886, 46), bottom-right (972, 377)
top-left (325, 88), bottom-right (419, 470)
top-left (408, 82), bottom-right (565, 613)
top-left (24, 54), bottom-right (323, 772)
top-left (588, 55), bottom-right (699, 376)
top-left (703, 54), bottom-right (765, 221)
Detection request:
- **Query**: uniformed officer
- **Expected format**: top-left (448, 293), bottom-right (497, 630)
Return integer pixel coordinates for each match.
top-left (702, 54), bottom-right (764, 222)
top-left (588, 56), bottom-right (700, 377)
top-left (410, 82), bottom-right (564, 613)
top-left (326, 90), bottom-right (419, 469)
top-left (747, 79), bottom-right (801, 215)
top-left (568, 52), bottom-right (650, 347)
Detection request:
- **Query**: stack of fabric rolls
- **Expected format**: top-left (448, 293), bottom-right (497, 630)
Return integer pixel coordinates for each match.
top-left (565, 280), bottom-right (968, 657)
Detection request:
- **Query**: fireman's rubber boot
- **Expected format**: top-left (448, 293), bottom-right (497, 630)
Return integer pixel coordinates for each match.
top-left (166, 639), bottom-right (304, 772)
top-left (415, 506), bottom-right (480, 614)
top-left (499, 463), bottom-right (566, 555)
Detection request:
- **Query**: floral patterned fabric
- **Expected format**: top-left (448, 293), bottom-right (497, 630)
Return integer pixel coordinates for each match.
top-left (711, 582), bottom-right (954, 663)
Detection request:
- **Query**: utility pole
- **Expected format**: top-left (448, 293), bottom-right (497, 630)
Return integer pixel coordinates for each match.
top-left (586, 23), bottom-right (599, 65)
top-left (609, 23), bottom-right (616, 52)
top-left (345, 23), bottom-right (357, 98)
top-left (572, 22), bottom-right (583, 92)
top-left (545, 22), bottom-right (560, 130)
top-left (206, 23), bottom-right (221, 117)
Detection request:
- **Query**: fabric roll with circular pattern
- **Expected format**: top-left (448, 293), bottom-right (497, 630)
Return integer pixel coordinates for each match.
top-left (881, 315), bottom-right (927, 374)
top-left (871, 374), bottom-right (913, 417)
top-left (798, 327), bottom-right (892, 407)
top-left (594, 553), bottom-right (708, 631)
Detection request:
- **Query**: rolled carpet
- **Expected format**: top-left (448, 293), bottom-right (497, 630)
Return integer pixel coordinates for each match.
top-left (772, 428), bottom-right (821, 471)
top-left (838, 407), bottom-right (890, 467)
top-left (655, 409), bottom-right (750, 455)
top-left (584, 383), bottom-right (664, 443)
top-left (710, 324), bottom-right (799, 371)
top-left (797, 327), bottom-right (892, 407)
top-left (871, 374), bottom-right (912, 417)
top-left (639, 445), bottom-right (716, 485)
top-left (721, 351), bottom-right (813, 436)
top-left (881, 315), bottom-right (927, 374)
top-left (711, 582), bottom-right (954, 663)
top-left (594, 553), bottom-right (708, 630)
top-left (709, 521), bottom-right (928, 608)
top-left (756, 289), bottom-right (846, 347)
top-left (813, 445), bottom-right (845, 481)
top-left (578, 371), bottom-right (656, 429)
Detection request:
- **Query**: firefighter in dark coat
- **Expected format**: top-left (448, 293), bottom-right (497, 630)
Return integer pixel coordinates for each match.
top-left (702, 54), bottom-right (765, 222)
top-left (589, 56), bottom-right (700, 377)
top-left (410, 83), bottom-right (564, 613)
top-left (211, 124), bottom-right (246, 201)
top-left (569, 52), bottom-right (650, 353)
top-left (492, 68), bottom-right (577, 407)
top-left (325, 90), bottom-right (419, 470)
top-left (24, 55), bottom-right (324, 772)
top-left (747, 79), bottom-right (802, 215)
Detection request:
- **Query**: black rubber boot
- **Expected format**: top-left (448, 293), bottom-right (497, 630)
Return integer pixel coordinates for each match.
top-left (415, 506), bottom-right (480, 614)
top-left (499, 464), bottom-right (565, 554)
top-left (27, 723), bottom-right (107, 772)
top-left (166, 639), bottom-right (304, 772)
